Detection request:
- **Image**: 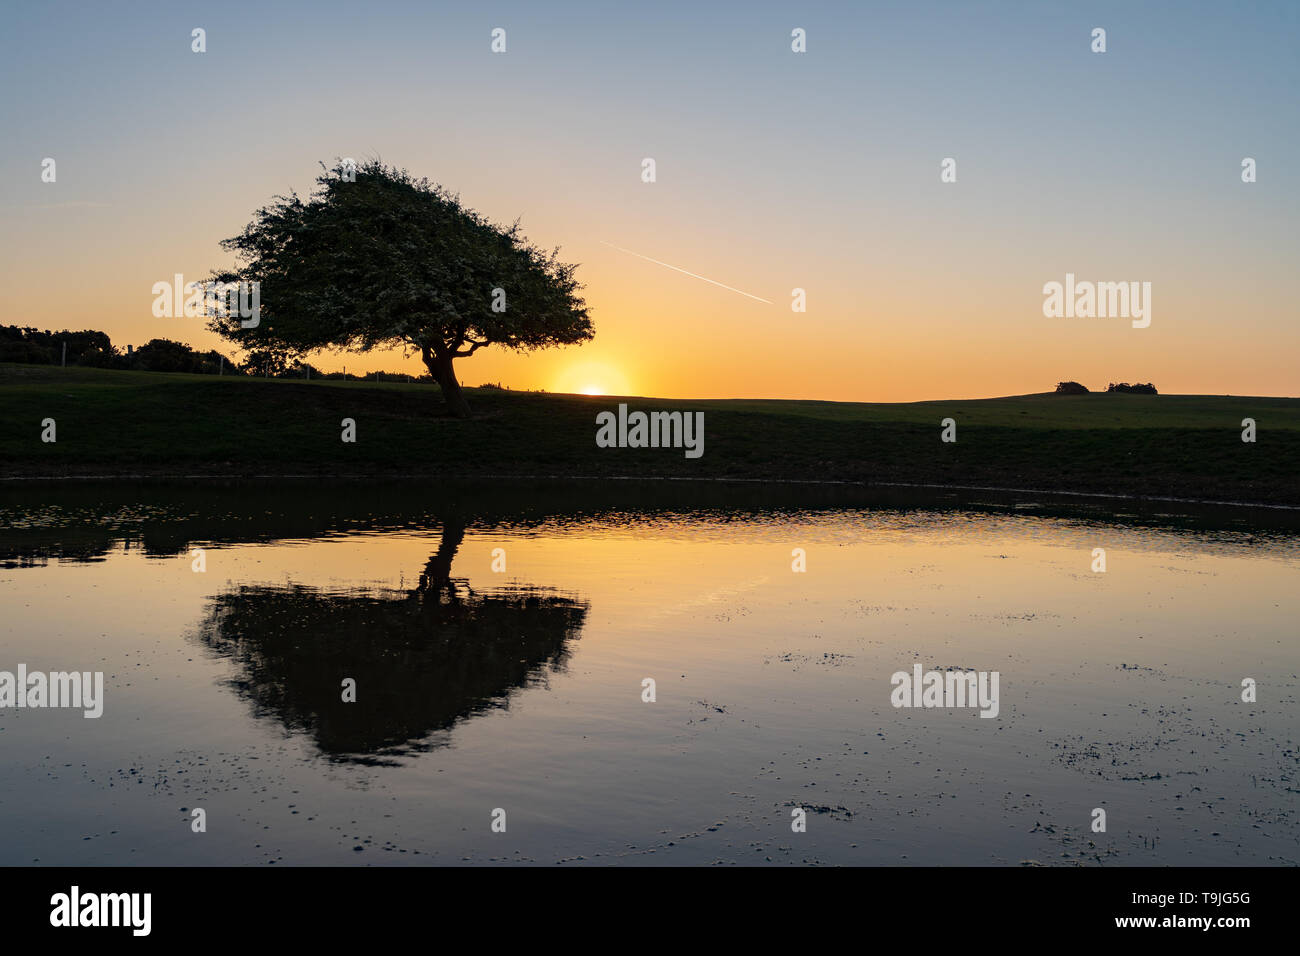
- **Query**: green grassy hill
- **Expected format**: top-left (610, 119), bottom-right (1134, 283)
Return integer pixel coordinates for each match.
top-left (1, 363), bottom-right (1296, 505)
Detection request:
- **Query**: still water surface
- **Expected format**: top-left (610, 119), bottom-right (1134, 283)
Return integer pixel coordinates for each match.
top-left (1, 481), bottom-right (1296, 865)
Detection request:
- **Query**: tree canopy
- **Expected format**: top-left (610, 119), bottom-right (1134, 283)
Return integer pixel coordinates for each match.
top-left (209, 160), bottom-right (593, 416)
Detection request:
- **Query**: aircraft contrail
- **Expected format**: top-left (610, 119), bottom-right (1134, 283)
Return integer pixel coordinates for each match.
top-left (600, 241), bottom-right (773, 304)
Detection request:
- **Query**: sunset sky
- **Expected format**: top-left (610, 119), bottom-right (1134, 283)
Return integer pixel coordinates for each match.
top-left (2, 0), bottom-right (1296, 400)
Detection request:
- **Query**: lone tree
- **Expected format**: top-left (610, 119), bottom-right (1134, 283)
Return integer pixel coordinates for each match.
top-left (209, 160), bottom-right (593, 417)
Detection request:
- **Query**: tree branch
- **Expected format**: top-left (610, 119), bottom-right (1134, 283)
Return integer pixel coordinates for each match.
top-left (452, 338), bottom-right (491, 358)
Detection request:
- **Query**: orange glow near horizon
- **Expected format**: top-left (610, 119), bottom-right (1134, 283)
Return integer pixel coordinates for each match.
top-left (4, 220), bottom-right (1299, 402)
top-left (549, 359), bottom-right (633, 399)
top-left (6, 160), bottom-right (1298, 403)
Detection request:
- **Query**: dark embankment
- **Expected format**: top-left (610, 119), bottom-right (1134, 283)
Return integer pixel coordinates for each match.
top-left (1, 364), bottom-right (1297, 506)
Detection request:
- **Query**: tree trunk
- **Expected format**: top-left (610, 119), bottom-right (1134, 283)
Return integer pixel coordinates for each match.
top-left (415, 520), bottom-right (466, 603)
top-left (424, 352), bottom-right (471, 418)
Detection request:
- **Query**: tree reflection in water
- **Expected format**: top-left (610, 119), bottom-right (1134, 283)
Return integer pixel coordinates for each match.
top-left (196, 520), bottom-right (588, 765)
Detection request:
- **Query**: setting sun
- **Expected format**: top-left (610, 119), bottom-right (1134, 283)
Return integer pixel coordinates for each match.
top-left (553, 360), bottom-right (632, 398)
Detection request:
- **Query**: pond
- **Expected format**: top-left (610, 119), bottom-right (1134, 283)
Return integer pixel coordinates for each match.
top-left (0, 480), bottom-right (1295, 865)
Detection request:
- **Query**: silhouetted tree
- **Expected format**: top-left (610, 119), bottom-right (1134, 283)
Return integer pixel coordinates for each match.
top-left (1106, 382), bottom-right (1158, 395)
top-left (0, 325), bottom-right (115, 366)
top-left (208, 160), bottom-right (593, 418)
top-left (125, 338), bottom-right (197, 373)
top-left (240, 348), bottom-right (288, 378)
top-left (1054, 381), bottom-right (1089, 394)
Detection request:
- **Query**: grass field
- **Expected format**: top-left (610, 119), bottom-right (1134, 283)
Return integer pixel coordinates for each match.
top-left (1, 363), bottom-right (1297, 505)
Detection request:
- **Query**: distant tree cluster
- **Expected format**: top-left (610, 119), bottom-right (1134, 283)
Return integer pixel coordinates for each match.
top-left (127, 338), bottom-right (234, 375)
top-left (1054, 380), bottom-right (1159, 395)
top-left (0, 324), bottom-right (442, 383)
top-left (0, 326), bottom-right (116, 367)
top-left (1, 325), bottom-right (236, 373)
top-left (1106, 382), bottom-right (1158, 394)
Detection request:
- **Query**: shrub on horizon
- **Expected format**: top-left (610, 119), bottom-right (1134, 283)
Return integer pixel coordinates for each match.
top-left (1106, 382), bottom-right (1159, 395)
